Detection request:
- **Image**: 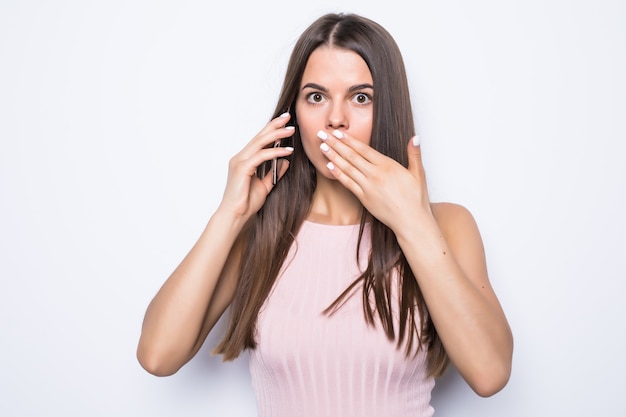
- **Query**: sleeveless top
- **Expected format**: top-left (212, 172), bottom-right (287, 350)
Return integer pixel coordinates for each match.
top-left (249, 220), bottom-right (435, 417)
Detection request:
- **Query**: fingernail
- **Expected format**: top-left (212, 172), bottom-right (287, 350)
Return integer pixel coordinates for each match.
top-left (320, 143), bottom-right (330, 152)
top-left (412, 135), bottom-right (421, 147)
top-left (279, 112), bottom-right (290, 118)
top-left (284, 146), bottom-right (294, 152)
top-left (285, 125), bottom-right (295, 131)
top-left (332, 130), bottom-right (344, 139)
top-left (317, 130), bottom-right (328, 140)
top-left (327, 162), bottom-right (335, 171)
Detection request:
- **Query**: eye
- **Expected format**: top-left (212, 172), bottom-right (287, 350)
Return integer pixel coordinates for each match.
top-left (352, 93), bottom-right (372, 105)
top-left (306, 92), bottom-right (326, 104)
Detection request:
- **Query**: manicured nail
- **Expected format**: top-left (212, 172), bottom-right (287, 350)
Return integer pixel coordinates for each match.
top-left (284, 146), bottom-right (294, 152)
top-left (412, 135), bottom-right (421, 147)
top-left (326, 162), bottom-right (335, 171)
top-left (320, 143), bottom-right (330, 152)
top-left (285, 125), bottom-right (295, 131)
top-left (332, 130), bottom-right (344, 139)
top-left (279, 112), bottom-right (290, 118)
top-left (317, 130), bottom-right (328, 140)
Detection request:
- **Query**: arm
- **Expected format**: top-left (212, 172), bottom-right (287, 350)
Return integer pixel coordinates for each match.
top-left (317, 131), bottom-right (513, 396)
top-left (137, 210), bottom-right (247, 377)
top-left (136, 113), bottom-right (295, 376)
top-left (396, 202), bottom-right (513, 397)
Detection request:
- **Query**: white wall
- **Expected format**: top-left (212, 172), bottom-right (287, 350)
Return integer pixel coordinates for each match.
top-left (1, 1), bottom-right (624, 416)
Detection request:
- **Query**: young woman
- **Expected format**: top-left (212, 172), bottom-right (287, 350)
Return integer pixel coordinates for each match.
top-left (137, 12), bottom-right (513, 416)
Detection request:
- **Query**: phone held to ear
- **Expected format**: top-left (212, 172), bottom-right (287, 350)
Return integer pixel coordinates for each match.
top-left (271, 140), bottom-right (282, 185)
top-left (260, 109), bottom-right (295, 185)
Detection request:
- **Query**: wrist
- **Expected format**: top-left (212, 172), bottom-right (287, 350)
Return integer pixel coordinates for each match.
top-left (210, 205), bottom-right (252, 236)
top-left (393, 206), bottom-right (443, 250)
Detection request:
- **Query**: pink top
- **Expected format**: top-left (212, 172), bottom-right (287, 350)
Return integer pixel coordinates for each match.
top-left (249, 221), bottom-right (435, 417)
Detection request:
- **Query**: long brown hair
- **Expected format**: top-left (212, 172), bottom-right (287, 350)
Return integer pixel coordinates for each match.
top-left (214, 13), bottom-right (448, 377)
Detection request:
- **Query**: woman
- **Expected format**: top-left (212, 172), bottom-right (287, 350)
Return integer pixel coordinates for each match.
top-left (137, 12), bottom-right (513, 416)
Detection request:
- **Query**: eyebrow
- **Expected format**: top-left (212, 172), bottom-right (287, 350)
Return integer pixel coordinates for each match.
top-left (301, 82), bottom-right (374, 93)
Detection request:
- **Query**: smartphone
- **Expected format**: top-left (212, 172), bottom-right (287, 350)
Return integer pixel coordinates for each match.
top-left (271, 140), bottom-right (281, 185)
top-left (270, 108), bottom-right (295, 185)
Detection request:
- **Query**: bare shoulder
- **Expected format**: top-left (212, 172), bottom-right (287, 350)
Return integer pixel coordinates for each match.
top-left (430, 202), bottom-right (484, 253)
top-left (431, 202), bottom-right (478, 232)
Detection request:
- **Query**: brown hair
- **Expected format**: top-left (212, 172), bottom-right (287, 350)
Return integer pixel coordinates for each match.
top-left (214, 13), bottom-right (448, 377)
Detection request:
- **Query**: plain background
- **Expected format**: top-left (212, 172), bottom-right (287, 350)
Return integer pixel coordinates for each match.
top-left (1, 0), bottom-right (625, 416)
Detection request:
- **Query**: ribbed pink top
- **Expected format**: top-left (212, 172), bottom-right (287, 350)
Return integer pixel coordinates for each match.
top-left (249, 221), bottom-right (435, 417)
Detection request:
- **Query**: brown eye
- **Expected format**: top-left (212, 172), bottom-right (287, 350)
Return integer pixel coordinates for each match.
top-left (353, 93), bottom-right (371, 104)
top-left (306, 92), bottom-right (325, 104)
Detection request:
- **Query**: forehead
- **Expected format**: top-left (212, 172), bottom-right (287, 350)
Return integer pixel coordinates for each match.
top-left (300, 46), bottom-right (373, 87)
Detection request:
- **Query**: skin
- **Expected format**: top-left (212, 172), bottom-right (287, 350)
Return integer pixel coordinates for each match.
top-left (296, 46), bottom-right (374, 225)
top-left (137, 45), bottom-right (513, 397)
top-left (306, 47), bottom-right (513, 396)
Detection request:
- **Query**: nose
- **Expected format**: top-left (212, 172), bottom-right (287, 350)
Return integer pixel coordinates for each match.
top-left (327, 101), bottom-right (348, 130)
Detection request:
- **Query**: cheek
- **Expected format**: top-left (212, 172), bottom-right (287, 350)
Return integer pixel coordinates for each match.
top-left (295, 108), bottom-right (315, 134)
top-left (298, 132), bottom-right (316, 161)
top-left (353, 117), bottom-right (373, 146)
top-left (295, 111), bottom-right (317, 153)
top-left (342, 105), bottom-right (373, 144)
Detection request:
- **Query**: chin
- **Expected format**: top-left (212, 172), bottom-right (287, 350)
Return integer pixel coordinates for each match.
top-left (314, 167), bottom-right (340, 182)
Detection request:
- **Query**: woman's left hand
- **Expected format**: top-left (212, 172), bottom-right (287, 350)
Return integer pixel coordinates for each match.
top-left (321, 129), bottom-right (514, 396)
top-left (318, 129), bottom-right (431, 231)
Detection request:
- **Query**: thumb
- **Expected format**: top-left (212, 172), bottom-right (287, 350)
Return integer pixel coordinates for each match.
top-left (276, 158), bottom-right (290, 181)
top-left (261, 159), bottom-right (290, 194)
top-left (407, 135), bottom-right (424, 176)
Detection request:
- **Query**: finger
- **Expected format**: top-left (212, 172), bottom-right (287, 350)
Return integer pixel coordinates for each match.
top-left (240, 112), bottom-right (292, 149)
top-left (256, 123), bottom-right (295, 149)
top-left (406, 135), bottom-right (425, 177)
top-left (258, 112), bottom-right (292, 138)
top-left (319, 140), bottom-right (368, 186)
top-left (239, 123), bottom-right (295, 160)
top-left (254, 146), bottom-right (294, 174)
top-left (324, 160), bottom-right (365, 198)
top-left (265, 111), bottom-right (292, 131)
top-left (231, 146), bottom-right (294, 178)
top-left (327, 129), bottom-right (383, 165)
top-left (260, 159), bottom-right (290, 193)
top-left (317, 130), bottom-right (381, 177)
top-left (277, 158), bottom-right (290, 179)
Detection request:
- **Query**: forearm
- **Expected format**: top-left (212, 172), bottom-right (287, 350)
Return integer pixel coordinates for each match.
top-left (395, 211), bottom-right (513, 396)
top-left (137, 208), bottom-right (248, 375)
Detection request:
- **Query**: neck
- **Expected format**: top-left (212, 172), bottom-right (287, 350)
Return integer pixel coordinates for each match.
top-left (307, 175), bottom-right (363, 225)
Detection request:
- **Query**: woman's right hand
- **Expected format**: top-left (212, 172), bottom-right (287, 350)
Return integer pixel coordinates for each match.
top-left (218, 112), bottom-right (295, 219)
top-left (138, 114), bottom-right (294, 376)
